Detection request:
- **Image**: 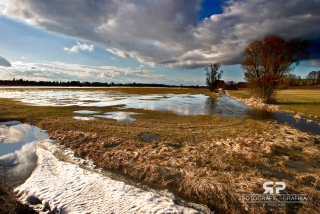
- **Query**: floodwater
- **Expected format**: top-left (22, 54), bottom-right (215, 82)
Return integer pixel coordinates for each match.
top-left (0, 88), bottom-right (319, 135)
top-left (0, 123), bottom-right (210, 213)
top-left (0, 87), bottom-right (318, 213)
top-left (0, 123), bottom-right (48, 185)
top-left (95, 112), bottom-right (140, 123)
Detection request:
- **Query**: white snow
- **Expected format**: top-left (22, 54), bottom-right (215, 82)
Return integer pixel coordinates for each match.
top-left (16, 141), bottom-right (200, 214)
top-left (0, 55), bottom-right (11, 67)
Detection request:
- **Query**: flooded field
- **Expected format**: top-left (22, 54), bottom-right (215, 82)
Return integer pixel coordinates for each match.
top-left (0, 123), bottom-right (48, 185)
top-left (0, 122), bottom-right (210, 213)
top-left (0, 87), bottom-right (319, 134)
top-left (1, 87), bottom-right (319, 213)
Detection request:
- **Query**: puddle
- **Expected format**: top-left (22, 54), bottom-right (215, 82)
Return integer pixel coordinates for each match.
top-left (138, 132), bottom-right (162, 142)
top-left (73, 116), bottom-right (95, 120)
top-left (73, 110), bottom-right (100, 114)
top-left (95, 112), bottom-right (139, 123)
top-left (1, 88), bottom-right (320, 135)
top-left (0, 120), bottom-right (21, 126)
top-left (269, 113), bottom-right (320, 135)
top-left (0, 124), bottom-right (48, 185)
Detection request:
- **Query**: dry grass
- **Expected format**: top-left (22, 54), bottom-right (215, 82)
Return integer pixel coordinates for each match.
top-left (0, 88), bottom-right (320, 213)
top-left (46, 121), bottom-right (320, 213)
top-left (228, 89), bottom-right (320, 118)
top-left (0, 167), bottom-right (38, 214)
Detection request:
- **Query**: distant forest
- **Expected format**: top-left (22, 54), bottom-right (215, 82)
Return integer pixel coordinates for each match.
top-left (1, 71), bottom-right (318, 89)
top-left (0, 79), bottom-right (207, 88)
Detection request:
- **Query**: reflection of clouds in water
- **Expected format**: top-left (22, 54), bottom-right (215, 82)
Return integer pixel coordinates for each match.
top-left (0, 142), bottom-right (37, 184)
top-left (35, 132), bottom-right (49, 141)
top-left (73, 116), bottom-right (95, 120)
top-left (95, 112), bottom-right (138, 123)
top-left (0, 124), bottom-right (49, 185)
top-left (0, 89), bottom-right (124, 106)
top-left (20, 124), bottom-right (31, 132)
top-left (5, 126), bottom-right (27, 143)
top-left (0, 125), bottom-right (10, 143)
top-left (73, 110), bottom-right (100, 114)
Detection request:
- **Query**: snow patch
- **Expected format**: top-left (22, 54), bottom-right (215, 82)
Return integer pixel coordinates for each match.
top-left (16, 142), bottom-right (200, 214)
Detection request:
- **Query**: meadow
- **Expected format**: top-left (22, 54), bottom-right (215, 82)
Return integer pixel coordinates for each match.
top-left (0, 87), bottom-right (319, 213)
top-left (228, 89), bottom-right (320, 118)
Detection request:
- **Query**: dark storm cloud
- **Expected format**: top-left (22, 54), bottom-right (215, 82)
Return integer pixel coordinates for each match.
top-left (3, 0), bottom-right (320, 68)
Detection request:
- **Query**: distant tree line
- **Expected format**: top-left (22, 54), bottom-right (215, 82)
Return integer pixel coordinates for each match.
top-left (205, 63), bottom-right (247, 92)
top-left (0, 79), bottom-right (206, 88)
top-left (280, 71), bottom-right (320, 86)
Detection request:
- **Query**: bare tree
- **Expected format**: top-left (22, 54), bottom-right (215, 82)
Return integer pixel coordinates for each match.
top-left (242, 35), bottom-right (309, 102)
top-left (205, 63), bottom-right (223, 92)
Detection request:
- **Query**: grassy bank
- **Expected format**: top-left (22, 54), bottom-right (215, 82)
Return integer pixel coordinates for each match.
top-left (227, 89), bottom-right (320, 118)
top-left (0, 173), bottom-right (38, 214)
top-left (0, 88), bottom-right (319, 213)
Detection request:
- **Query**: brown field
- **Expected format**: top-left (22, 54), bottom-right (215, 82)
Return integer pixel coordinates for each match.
top-left (228, 88), bottom-right (320, 118)
top-left (0, 88), bottom-right (319, 213)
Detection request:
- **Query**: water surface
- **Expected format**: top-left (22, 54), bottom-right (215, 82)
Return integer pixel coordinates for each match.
top-left (0, 88), bottom-right (319, 135)
top-left (0, 123), bottom-right (48, 185)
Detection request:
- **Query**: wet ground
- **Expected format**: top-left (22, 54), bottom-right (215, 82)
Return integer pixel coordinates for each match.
top-left (0, 123), bottom-right (211, 213)
top-left (0, 88), bottom-right (319, 135)
top-left (0, 88), bottom-right (319, 213)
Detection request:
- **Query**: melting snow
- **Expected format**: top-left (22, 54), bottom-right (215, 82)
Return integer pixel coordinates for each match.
top-left (16, 141), bottom-right (200, 214)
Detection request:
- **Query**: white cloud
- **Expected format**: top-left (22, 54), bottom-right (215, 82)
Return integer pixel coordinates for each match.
top-left (308, 59), bottom-right (320, 67)
top-left (0, 60), bottom-right (167, 83)
top-left (2, 0), bottom-right (319, 68)
top-left (64, 41), bottom-right (94, 53)
top-left (137, 64), bottom-right (145, 70)
top-left (106, 48), bottom-right (128, 58)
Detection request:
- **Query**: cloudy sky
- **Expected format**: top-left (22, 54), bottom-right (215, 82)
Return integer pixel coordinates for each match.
top-left (0, 0), bottom-right (319, 85)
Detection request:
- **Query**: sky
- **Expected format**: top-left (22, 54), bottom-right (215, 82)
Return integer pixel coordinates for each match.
top-left (0, 0), bottom-right (319, 86)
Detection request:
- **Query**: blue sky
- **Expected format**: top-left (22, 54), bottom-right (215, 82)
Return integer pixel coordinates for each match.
top-left (0, 0), bottom-right (319, 85)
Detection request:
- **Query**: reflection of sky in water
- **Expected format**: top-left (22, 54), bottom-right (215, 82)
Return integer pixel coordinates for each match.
top-left (0, 88), bottom-right (319, 135)
top-left (0, 88), bottom-right (249, 117)
top-left (95, 112), bottom-right (139, 123)
top-left (73, 110), bottom-right (100, 114)
top-left (124, 94), bottom-right (250, 117)
top-left (0, 123), bottom-right (48, 185)
top-left (73, 116), bottom-right (95, 120)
